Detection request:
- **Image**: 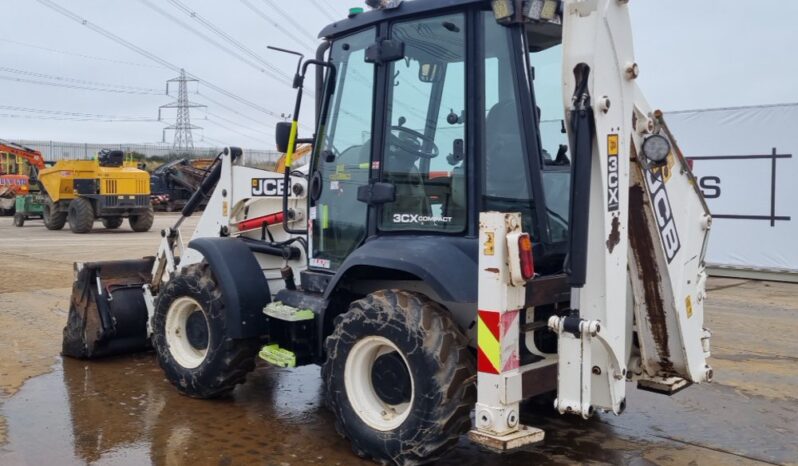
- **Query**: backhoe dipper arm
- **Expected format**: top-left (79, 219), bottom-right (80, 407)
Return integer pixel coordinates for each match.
top-left (550, 0), bottom-right (713, 419)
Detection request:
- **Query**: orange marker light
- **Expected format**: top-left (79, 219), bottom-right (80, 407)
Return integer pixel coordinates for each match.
top-left (518, 233), bottom-right (535, 281)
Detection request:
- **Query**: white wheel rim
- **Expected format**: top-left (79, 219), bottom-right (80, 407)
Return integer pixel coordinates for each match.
top-left (165, 296), bottom-right (209, 369)
top-left (344, 336), bottom-right (415, 431)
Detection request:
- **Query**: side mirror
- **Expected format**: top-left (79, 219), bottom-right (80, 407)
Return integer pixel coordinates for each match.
top-left (275, 121), bottom-right (292, 153)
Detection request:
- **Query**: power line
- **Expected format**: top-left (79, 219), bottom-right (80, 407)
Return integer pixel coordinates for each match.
top-left (206, 117), bottom-right (273, 145)
top-left (0, 38), bottom-right (169, 70)
top-left (239, 0), bottom-right (317, 54)
top-left (0, 113), bottom-right (158, 123)
top-left (138, 0), bottom-right (292, 87)
top-left (166, 0), bottom-right (304, 78)
top-left (206, 111), bottom-right (274, 137)
top-left (34, 0), bottom-right (280, 118)
top-left (0, 67), bottom-right (162, 93)
top-left (260, 0), bottom-right (319, 43)
top-left (309, 0), bottom-right (339, 22)
top-left (200, 134), bottom-right (229, 146)
top-left (196, 92), bottom-right (276, 131)
top-left (0, 105), bottom-right (157, 121)
top-left (0, 75), bottom-right (163, 95)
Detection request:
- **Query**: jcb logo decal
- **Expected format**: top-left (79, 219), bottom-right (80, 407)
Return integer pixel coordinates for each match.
top-left (251, 178), bottom-right (290, 197)
top-left (645, 166), bottom-right (681, 263)
top-left (607, 134), bottom-right (620, 212)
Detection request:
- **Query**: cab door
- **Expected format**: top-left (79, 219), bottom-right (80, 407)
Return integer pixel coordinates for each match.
top-left (309, 28), bottom-right (376, 271)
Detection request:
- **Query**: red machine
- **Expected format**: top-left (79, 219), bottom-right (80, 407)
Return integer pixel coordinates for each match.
top-left (0, 141), bottom-right (46, 215)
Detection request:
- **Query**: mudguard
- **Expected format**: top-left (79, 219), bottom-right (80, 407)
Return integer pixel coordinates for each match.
top-left (187, 237), bottom-right (271, 339)
top-left (325, 236), bottom-right (478, 303)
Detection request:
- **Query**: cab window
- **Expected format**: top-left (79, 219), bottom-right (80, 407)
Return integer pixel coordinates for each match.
top-left (379, 13), bottom-right (467, 233)
top-left (530, 44), bottom-right (570, 244)
top-left (482, 13), bottom-right (536, 235)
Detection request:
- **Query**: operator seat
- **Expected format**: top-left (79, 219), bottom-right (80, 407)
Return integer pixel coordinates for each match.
top-left (382, 135), bottom-right (431, 224)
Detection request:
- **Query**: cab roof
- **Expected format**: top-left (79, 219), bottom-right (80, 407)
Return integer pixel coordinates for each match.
top-left (318, 0), bottom-right (487, 40)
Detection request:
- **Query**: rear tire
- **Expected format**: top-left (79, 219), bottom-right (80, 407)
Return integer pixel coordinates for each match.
top-left (129, 206), bottom-right (154, 232)
top-left (102, 217), bottom-right (124, 229)
top-left (323, 290), bottom-right (476, 465)
top-left (68, 197), bottom-right (94, 234)
top-left (43, 200), bottom-right (67, 230)
top-left (13, 213), bottom-right (25, 227)
top-left (152, 262), bottom-right (261, 398)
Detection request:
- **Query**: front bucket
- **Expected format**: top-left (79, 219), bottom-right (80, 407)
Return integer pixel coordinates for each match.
top-left (62, 258), bottom-right (154, 359)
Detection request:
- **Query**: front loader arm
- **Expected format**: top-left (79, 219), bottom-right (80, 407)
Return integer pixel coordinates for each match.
top-left (551, 0), bottom-right (713, 418)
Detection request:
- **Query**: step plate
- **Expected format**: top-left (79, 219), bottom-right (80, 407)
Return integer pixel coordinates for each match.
top-left (468, 425), bottom-right (544, 453)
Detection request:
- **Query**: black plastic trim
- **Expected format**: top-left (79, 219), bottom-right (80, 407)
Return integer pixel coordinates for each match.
top-left (318, 0), bottom-right (486, 39)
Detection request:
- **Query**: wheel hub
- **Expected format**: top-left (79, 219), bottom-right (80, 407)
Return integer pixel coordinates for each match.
top-left (344, 336), bottom-right (415, 431)
top-left (371, 352), bottom-right (412, 405)
top-left (165, 296), bottom-right (210, 369)
top-left (185, 310), bottom-right (209, 350)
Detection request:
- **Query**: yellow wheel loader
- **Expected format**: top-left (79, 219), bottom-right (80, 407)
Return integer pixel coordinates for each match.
top-left (38, 149), bottom-right (153, 233)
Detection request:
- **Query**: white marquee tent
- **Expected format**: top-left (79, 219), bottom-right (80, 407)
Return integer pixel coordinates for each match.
top-left (666, 103), bottom-right (797, 281)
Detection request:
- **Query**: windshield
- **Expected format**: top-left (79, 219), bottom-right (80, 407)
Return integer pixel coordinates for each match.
top-left (310, 29), bottom-right (375, 270)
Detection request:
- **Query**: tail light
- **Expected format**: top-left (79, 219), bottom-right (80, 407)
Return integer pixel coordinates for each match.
top-left (518, 233), bottom-right (535, 281)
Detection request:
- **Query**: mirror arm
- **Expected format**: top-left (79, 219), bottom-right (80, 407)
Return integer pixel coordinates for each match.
top-left (281, 59), bottom-right (338, 236)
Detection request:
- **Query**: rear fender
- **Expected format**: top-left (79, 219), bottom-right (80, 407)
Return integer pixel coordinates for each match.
top-left (186, 237), bottom-right (271, 339)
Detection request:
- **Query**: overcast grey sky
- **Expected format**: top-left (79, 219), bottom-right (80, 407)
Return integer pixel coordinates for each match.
top-left (1, 0), bottom-right (796, 147)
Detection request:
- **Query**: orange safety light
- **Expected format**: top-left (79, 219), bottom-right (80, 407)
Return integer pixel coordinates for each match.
top-left (518, 233), bottom-right (535, 281)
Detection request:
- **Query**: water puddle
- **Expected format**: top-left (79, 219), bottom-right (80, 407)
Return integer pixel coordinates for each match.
top-left (0, 354), bottom-right (793, 465)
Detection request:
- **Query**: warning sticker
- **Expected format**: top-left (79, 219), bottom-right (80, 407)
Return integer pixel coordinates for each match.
top-left (608, 134), bottom-right (619, 156)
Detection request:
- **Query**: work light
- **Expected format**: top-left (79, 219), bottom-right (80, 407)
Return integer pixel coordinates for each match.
top-left (365, 0), bottom-right (403, 9)
top-left (641, 134), bottom-right (671, 164)
top-left (524, 0), bottom-right (560, 21)
top-left (491, 0), bottom-right (515, 22)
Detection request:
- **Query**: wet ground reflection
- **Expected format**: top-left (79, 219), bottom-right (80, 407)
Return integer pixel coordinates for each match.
top-left (1, 353), bottom-right (793, 465)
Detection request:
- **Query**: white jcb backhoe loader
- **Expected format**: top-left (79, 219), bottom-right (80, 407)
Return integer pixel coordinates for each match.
top-left (63, 0), bottom-right (713, 464)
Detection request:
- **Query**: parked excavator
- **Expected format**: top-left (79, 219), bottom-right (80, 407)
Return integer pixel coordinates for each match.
top-left (150, 158), bottom-right (216, 212)
top-left (63, 1), bottom-right (713, 464)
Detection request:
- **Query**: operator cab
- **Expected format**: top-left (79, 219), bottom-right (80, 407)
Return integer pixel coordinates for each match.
top-left (281, 0), bottom-right (570, 278)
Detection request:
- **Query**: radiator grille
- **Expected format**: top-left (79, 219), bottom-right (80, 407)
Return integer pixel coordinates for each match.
top-left (105, 179), bottom-right (118, 194)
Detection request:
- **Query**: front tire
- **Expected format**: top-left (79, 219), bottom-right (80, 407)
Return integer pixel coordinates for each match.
top-left (129, 206), bottom-right (154, 232)
top-left (43, 200), bottom-right (67, 230)
top-left (323, 290), bottom-right (476, 465)
top-left (13, 213), bottom-right (25, 227)
top-left (68, 197), bottom-right (94, 234)
top-left (152, 263), bottom-right (260, 398)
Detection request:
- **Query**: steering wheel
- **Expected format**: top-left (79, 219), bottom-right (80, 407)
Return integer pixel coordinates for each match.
top-left (389, 125), bottom-right (439, 159)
